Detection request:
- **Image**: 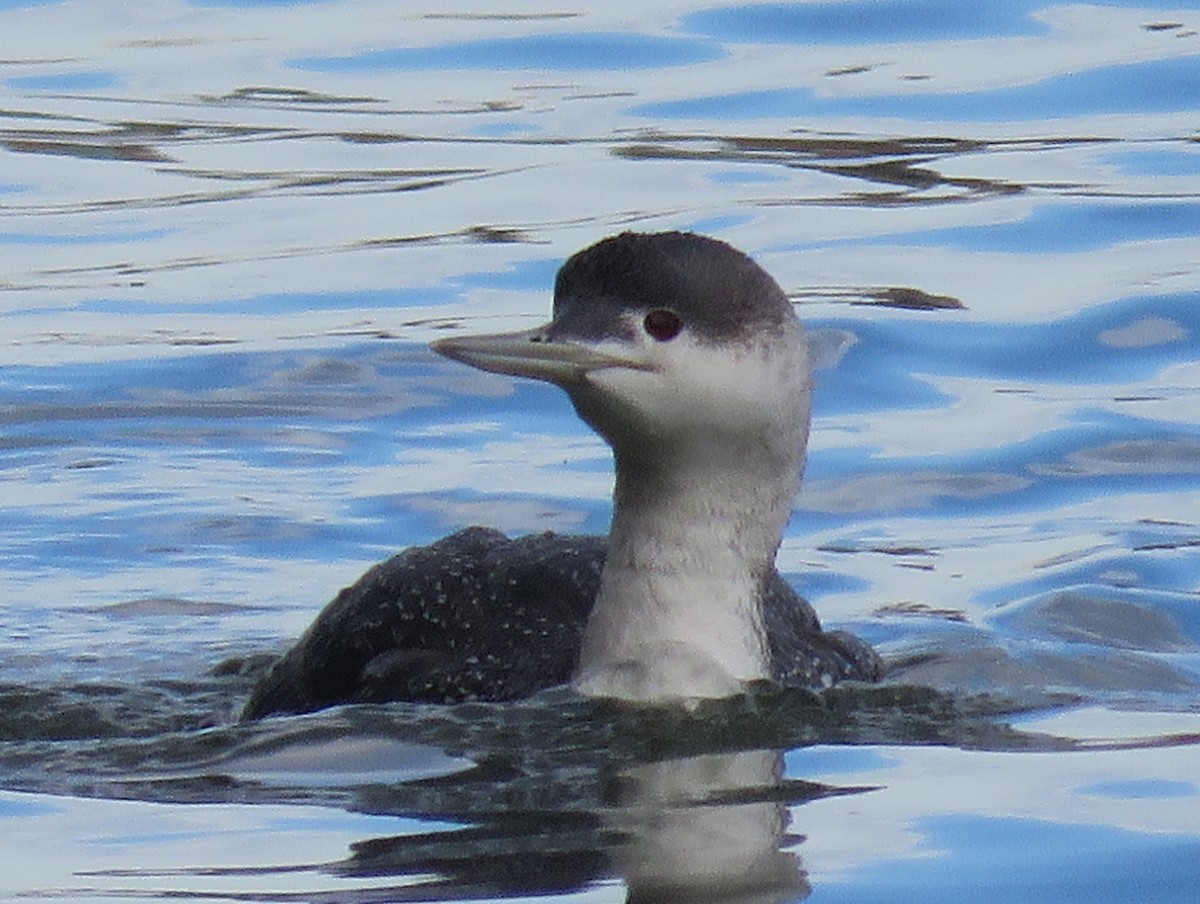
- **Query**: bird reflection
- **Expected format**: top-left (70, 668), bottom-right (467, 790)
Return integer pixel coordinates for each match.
top-left (607, 750), bottom-right (809, 904)
top-left (336, 746), bottom-right (875, 902)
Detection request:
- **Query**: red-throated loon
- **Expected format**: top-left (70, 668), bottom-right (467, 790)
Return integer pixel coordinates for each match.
top-left (241, 232), bottom-right (881, 719)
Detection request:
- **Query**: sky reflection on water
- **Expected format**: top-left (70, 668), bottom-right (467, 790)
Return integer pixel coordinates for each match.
top-left (1, 0), bottom-right (1200, 902)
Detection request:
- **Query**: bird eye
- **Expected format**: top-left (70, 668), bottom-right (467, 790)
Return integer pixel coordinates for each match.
top-left (643, 309), bottom-right (683, 342)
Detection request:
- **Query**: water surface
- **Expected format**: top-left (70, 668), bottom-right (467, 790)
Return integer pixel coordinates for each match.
top-left (2, 1), bottom-right (1200, 901)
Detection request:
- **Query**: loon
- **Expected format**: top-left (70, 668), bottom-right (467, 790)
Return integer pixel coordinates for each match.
top-left (241, 232), bottom-right (881, 719)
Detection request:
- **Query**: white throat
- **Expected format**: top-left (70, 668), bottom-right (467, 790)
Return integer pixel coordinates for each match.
top-left (571, 334), bottom-right (810, 701)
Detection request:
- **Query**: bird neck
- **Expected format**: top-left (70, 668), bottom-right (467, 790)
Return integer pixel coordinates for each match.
top-left (573, 430), bottom-right (805, 701)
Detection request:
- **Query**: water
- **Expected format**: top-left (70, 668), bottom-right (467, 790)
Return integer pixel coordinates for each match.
top-left (3, 0), bottom-right (1200, 900)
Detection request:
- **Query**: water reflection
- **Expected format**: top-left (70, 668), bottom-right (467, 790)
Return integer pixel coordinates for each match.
top-left (3, 0), bottom-right (1200, 900)
top-left (605, 751), bottom-right (813, 903)
top-left (338, 750), bottom-right (834, 903)
top-left (5, 705), bottom-right (1199, 902)
top-left (17, 746), bottom-right (839, 902)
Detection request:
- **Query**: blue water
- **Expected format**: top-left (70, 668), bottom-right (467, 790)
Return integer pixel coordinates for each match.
top-left (2, 0), bottom-right (1200, 900)
top-left (636, 54), bottom-right (1200, 120)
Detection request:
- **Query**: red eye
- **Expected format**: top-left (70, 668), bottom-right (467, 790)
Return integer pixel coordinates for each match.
top-left (643, 309), bottom-right (683, 342)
